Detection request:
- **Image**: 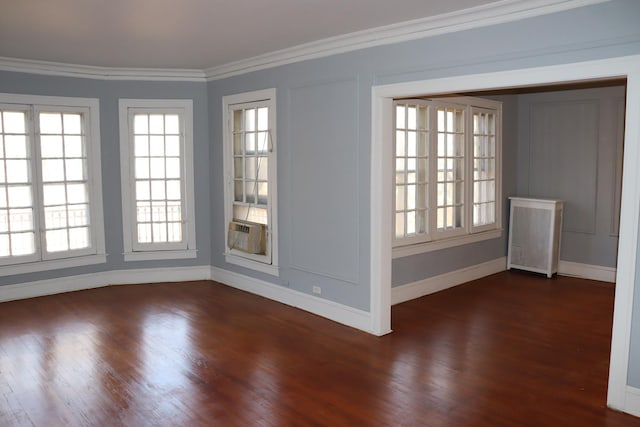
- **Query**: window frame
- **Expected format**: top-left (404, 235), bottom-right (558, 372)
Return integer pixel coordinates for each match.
top-left (222, 88), bottom-right (279, 276)
top-left (0, 93), bottom-right (106, 276)
top-left (119, 99), bottom-right (197, 261)
top-left (392, 96), bottom-right (502, 258)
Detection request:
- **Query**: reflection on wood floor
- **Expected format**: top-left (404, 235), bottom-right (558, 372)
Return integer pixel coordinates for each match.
top-left (1, 271), bottom-right (639, 426)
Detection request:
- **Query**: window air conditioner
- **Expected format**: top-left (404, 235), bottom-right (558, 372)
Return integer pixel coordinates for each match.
top-left (227, 220), bottom-right (266, 254)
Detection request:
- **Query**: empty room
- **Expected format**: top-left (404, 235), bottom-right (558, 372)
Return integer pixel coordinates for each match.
top-left (1, 0), bottom-right (640, 425)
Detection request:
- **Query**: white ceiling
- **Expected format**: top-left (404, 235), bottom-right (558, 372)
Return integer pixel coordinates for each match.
top-left (0, 0), bottom-right (498, 70)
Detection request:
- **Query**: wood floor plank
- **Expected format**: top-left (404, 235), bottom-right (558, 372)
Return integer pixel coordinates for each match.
top-left (1, 272), bottom-right (639, 426)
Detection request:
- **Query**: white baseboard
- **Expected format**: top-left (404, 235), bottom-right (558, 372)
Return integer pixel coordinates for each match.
top-left (558, 260), bottom-right (617, 283)
top-left (0, 266), bottom-right (212, 303)
top-left (624, 386), bottom-right (640, 418)
top-left (210, 266), bottom-right (373, 334)
top-left (391, 257), bottom-right (506, 305)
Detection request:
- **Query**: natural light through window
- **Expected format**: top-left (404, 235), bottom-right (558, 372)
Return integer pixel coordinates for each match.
top-left (393, 96), bottom-right (502, 254)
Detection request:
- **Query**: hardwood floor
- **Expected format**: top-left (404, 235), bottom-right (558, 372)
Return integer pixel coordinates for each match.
top-left (1, 271), bottom-right (639, 426)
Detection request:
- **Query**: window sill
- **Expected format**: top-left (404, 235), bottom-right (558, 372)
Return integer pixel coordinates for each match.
top-left (392, 229), bottom-right (503, 259)
top-left (0, 253), bottom-right (107, 277)
top-left (123, 249), bottom-right (198, 262)
top-left (224, 253), bottom-right (279, 276)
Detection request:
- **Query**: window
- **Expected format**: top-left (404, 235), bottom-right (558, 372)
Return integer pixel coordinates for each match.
top-left (0, 94), bottom-right (105, 275)
top-left (119, 99), bottom-right (196, 261)
top-left (393, 96), bottom-right (501, 256)
top-left (222, 89), bottom-right (278, 275)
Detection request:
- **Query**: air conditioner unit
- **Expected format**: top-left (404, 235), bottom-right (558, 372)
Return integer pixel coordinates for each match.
top-left (227, 220), bottom-right (266, 254)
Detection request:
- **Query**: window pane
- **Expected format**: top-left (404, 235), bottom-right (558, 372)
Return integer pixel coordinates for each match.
top-left (167, 202), bottom-right (182, 222)
top-left (149, 135), bottom-right (165, 156)
top-left (135, 136), bottom-right (149, 157)
top-left (8, 186), bottom-right (32, 208)
top-left (11, 232), bottom-right (35, 255)
top-left (134, 115), bottom-right (148, 134)
top-left (149, 115), bottom-right (164, 134)
top-left (257, 107), bottom-right (268, 131)
top-left (8, 208), bottom-right (33, 231)
top-left (165, 158), bottom-right (180, 179)
top-left (152, 222), bottom-right (167, 243)
top-left (42, 159), bottom-right (65, 182)
top-left (395, 106), bottom-right (405, 129)
top-left (152, 202), bottom-right (166, 222)
top-left (5, 135), bottom-right (27, 158)
top-left (165, 135), bottom-right (180, 156)
top-left (65, 135), bottom-right (83, 157)
top-left (245, 109), bottom-right (256, 132)
top-left (68, 204), bottom-right (89, 227)
top-left (166, 180), bottom-right (181, 200)
top-left (136, 180), bottom-right (150, 201)
top-left (4, 112), bottom-right (26, 134)
top-left (150, 158), bottom-right (165, 179)
top-left (43, 184), bottom-right (66, 206)
top-left (45, 206), bottom-right (67, 229)
top-left (63, 114), bottom-right (82, 134)
top-left (151, 180), bottom-right (165, 200)
top-left (46, 229), bottom-right (68, 252)
top-left (40, 135), bottom-right (63, 158)
top-left (65, 159), bottom-right (84, 181)
top-left (137, 223), bottom-right (152, 243)
top-left (39, 113), bottom-right (62, 134)
top-left (6, 160), bottom-right (30, 183)
top-left (69, 227), bottom-right (89, 249)
top-left (165, 115), bottom-right (180, 134)
top-left (135, 158), bottom-right (150, 179)
top-left (167, 222), bottom-right (182, 242)
top-left (137, 202), bottom-right (151, 222)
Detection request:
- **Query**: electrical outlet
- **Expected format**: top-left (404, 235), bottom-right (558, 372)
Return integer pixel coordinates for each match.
top-left (312, 286), bottom-right (322, 295)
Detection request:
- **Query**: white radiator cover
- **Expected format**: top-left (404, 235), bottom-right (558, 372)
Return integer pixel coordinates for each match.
top-left (507, 197), bottom-right (563, 278)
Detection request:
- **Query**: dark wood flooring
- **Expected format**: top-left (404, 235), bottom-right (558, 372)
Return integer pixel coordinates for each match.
top-left (1, 271), bottom-right (639, 426)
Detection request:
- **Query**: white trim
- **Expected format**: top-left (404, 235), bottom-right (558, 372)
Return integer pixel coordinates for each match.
top-left (0, 1), bottom-right (607, 82)
top-left (624, 386), bottom-right (640, 418)
top-left (0, 254), bottom-right (106, 277)
top-left (224, 253), bottom-right (280, 276)
top-left (558, 260), bottom-right (616, 283)
top-left (392, 257), bottom-right (506, 305)
top-left (221, 88), bottom-right (279, 272)
top-left (393, 229), bottom-right (502, 259)
top-left (0, 265), bottom-right (211, 303)
top-left (0, 56), bottom-right (206, 82)
top-left (204, 0), bottom-right (608, 80)
top-left (118, 99), bottom-right (197, 260)
top-left (210, 266), bottom-right (373, 334)
top-left (371, 54), bottom-right (640, 415)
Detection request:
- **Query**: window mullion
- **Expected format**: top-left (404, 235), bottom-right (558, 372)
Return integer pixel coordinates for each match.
top-left (30, 106), bottom-right (45, 260)
top-left (465, 106), bottom-right (473, 235)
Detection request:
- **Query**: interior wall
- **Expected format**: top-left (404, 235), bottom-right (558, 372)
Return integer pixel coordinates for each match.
top-left (516, 86), bottom-right (625, 268)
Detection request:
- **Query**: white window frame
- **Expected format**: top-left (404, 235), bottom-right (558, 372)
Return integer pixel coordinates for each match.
top-left (119, 99), bottom-right (197, 261)
top-left (0, 93), bottom-right (106, 276)
top-left (392, 96), bottom-right (502, 259)
top-left (222, 88), bottom-right (279, 276)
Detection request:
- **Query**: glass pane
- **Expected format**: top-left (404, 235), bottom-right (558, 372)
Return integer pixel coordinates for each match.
top-left (134, 115), bottom-right (149, 134)
top-left (151, 202), bottom-right (166, 222)
top-left (4, 112), bottom-right (26, 134)
top-left (233, 134), bottom-right (242, 155)
top-left (5, 135), bottom-right (27, 158)
top-left (257, 132), bottom-right (268, 153)
top-left (167, 202), bottom-right (182, 221)
top-left (0, 234), bottom-right (8, 257)
top-left (257, 157), bottom-right (268, 181)
top-left (136, 180), bottom-right (150, 201)
top-left (9, 208), bottom-right (32, 231)
top-left (42, 159), bottom-right (64, 182)
top-left (395, 212), bottom-right (405, 239)
top-left (245, 133), bottom-right (255, 154)
top-left (166, 180), bottom-right (181, 200)
top-left (0, 162), bottom-right (4, 184)
top-left (43, 184), bottom-right (65, 206)
top-left (407, 107), bottom-right (416, 130)
top-left (245, 181), bottom-right (256, 204)
top-left (135, 136), bottom-right (149, 157)
top-left (6, 159), bottom-right (29, 183)
top-left (46, 229), bottom-right (68, 252)
top-left (165, 115), bottom-right (180, 134)
top-left (63, 114), bottom-right (82, 135)
top-left (165, 135), bottom-right (180, 156)
top-left (66, 183), bottom-right (87, 204)
top-left (135, 158), bottom-right (150, 179)
top-left (68, 204), bottom-right (89, 226)
top-left (149, 158), bottom-right (165, 179)
top-left (152, 222), bottom-right (167, 243)
top-left (233, 110), bottom-right (243, 131)
top-left (45, 206), bottom-right (67, 229)
top-left (149, 135), bottom-right (165, 156)
top-left (395, 185), bottom-right (405, 211)
top-left (245, 157), bottom-right (256, 180)
top-left (136, 202), bottom-right (151, 222)
top-left (165, 157), bottom-right (180, 179)
top-left (234, 180), bottom-right (243, 202)
top-left (407, 131), bottom-right (416, 157)
top-left (11, 232), bottom-right (35, 255)
top-left (65, 159), bottom-right (84, 181)
top-left (257, 182), bottom-right (268, 205)
top-left (64, 136), bottom-right (83, 157)
top-left (137, 223), bottom-right (152, 243)
top-left (407, 210), bottom-right (416, 235)
top-left (149, 115), bottom-right (164, 134)
top-left (167, 222), bottom-right (182, 242)
top-left (395, 131), bottom-right (405, 157)
top-left (257, 107), bottom-right (268, 131)
top-left (69, 227), bottom-right (89, 249)
top-left (395, 105), bottom-right (405, 129)
top-left (0, 210), bottom-right (7, 232)
top-left (245, 109), bottom-right (256, 132)
top-left (8, 186), bottom-right (32, 208)
top-left (39, 113), bottom-right (62, 134)
top-left (151, 180), bottom-right (165, 200)
top-left (39, 135), bottom-right (61, 159)
top-left (407, 185), bottom-right (416, 210)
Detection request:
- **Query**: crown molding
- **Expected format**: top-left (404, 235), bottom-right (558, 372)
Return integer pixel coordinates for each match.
top-left (0, 0), bottom-right (609, 82)
top-left (0, 56), bottom-right (207, 82)
top-left (204, 0), bottom-right (609, 81)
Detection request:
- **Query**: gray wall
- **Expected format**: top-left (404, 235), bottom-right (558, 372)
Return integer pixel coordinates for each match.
top-left (0, 73), bottom-right (211, 286)
top-left (517, 86), bottom-right (625, 268)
